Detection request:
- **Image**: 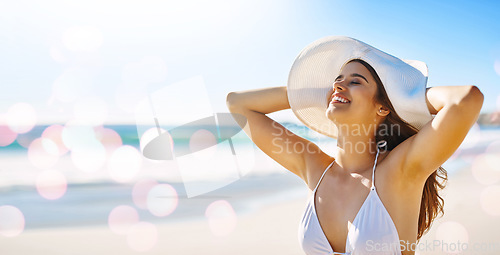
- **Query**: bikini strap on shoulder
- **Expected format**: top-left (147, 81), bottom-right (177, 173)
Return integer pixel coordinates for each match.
top-left (313, 159), bottom-right (336, 192)
top-left (371, 140), bottom-right (387, 190)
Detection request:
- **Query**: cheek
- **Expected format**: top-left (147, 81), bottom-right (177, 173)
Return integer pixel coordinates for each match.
top-left (352, 91), bottom-right (378, 112)
top-left (353, 90), bottom-right (373, 106)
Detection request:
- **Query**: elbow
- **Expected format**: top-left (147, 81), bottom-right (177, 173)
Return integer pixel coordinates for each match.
top-left (226, 92), bottom-right (240, 112)
top-left (466, 85), bottom-right (484, 107)
top-left (459, 86), bottom-right (484, 113)
top-left (469, 85), bottom-right (484, 102)
top-left (226, 92), bottom-right (235, 105)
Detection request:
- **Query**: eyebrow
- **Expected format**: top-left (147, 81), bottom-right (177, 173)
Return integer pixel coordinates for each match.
top-left (335, 73), bottom-right (369, 84)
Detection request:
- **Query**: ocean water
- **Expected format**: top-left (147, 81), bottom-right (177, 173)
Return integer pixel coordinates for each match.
top-left (0, 124), bottom-right (499, 230)
top-left (0, 124), bottom-right (312, 230)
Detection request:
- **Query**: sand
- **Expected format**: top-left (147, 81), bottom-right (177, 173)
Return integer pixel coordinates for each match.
top-left (0, 193), bottom-right (309, 255)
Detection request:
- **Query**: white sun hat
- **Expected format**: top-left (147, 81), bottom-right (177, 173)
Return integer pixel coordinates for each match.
top-left (287, 36), bottom-right (434, 139)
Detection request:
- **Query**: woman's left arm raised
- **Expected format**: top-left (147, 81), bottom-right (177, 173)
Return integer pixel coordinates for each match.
top-left (398, 85), bottom-right (484, 181)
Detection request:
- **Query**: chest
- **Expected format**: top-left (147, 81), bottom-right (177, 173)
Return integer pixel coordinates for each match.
top-left (314, 178), bottom-right (372, 252)
top-left (313, 170), bottom-right (421, 252)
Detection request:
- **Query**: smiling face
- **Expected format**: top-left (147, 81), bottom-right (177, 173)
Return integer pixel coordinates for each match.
top-left (325, 60), bottom-right (389, 128)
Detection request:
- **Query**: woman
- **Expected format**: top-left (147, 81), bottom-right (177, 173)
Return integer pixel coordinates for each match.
top-left (226, 36), bottom-right (483, 254)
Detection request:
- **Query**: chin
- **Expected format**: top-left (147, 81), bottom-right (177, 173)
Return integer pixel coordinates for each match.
top-left (326, 106), bottom-right (355, 126)
top-left (325, 107), bottom-right (341, 123)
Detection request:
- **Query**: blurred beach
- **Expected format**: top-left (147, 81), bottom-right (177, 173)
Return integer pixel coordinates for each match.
top-left (0, 124), bottom-right (500, 255)
top-left (1, 0), bottom-right (499, 254)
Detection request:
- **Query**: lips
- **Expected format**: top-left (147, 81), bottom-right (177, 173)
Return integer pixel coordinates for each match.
top-left (330, 93), bottom-right (351, 104)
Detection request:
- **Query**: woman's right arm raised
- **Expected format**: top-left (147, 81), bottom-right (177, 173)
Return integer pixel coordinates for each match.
top-left (226, 86), bottom-right (326, 183)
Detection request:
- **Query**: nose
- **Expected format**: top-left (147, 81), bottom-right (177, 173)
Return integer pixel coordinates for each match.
top-left (333, 79), bottom-right (346, 92)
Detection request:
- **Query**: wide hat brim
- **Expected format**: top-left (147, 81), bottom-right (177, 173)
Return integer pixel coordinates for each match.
top-left (287, 36), bottom-right (434, 139)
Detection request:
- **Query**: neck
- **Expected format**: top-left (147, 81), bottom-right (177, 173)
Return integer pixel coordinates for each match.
top-left (334, 123), bottom-right (381, 174)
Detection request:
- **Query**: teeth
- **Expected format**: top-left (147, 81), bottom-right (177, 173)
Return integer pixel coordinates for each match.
top-left (333, 96), bottom-right (349, 103)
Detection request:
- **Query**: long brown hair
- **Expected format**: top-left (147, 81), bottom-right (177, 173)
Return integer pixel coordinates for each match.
top-left (348, 59), bottom-right (448, 241)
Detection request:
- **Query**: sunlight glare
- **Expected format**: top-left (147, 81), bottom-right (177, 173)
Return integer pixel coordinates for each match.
top-left (63, 26), bottom-right (103, 52)
top-left (122, 56), bottom-right (167, 84)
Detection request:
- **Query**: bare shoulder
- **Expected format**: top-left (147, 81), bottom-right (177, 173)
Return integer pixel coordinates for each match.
top-left (302, 151), bottom-right (336, 191)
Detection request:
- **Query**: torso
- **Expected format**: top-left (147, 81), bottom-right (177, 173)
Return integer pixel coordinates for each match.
top-left (305, 153), bottom-right (424, 255)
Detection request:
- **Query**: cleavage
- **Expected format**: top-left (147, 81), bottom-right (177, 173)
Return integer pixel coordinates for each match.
top-left (314, 175), bottom-right (371, 252)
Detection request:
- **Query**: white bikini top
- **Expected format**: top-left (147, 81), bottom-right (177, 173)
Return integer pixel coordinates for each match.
top-left (298, 141), bottom-right (401, 254)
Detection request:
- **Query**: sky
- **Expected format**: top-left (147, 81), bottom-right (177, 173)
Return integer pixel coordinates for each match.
top-left (1, 0), bottom-right (500, 126)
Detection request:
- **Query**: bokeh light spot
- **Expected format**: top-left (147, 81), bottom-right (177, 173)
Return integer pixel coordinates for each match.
top-left (61, 121), bottom-right (97, 150)
top-left (0, 125), bottom-right (17, 147)
top-left (435, 221), bottom-right (469, 254)
top-left (108, 205), bottom-right (140, 235)
top-left (42, 124), bottom-right (69, 156)
top-left (41, 138), bottom-right (59, 156)
top-left (108, 145), bottom-right (142, 183)
top-left (189, 129), bottom-right (217, 160)
top-left (126, 222), bottom-right (158, 252)
top-left (132, 179), bottom-right (159, 210)
top-left (471, 153), bottom-right (500, 185)
top-left (0, 205), bottom-right (25, 237)
top-left (95, 127), bottom-right (123, 156)
top-left (71, 140), bottom-right (106, 173)
top-left (480, 185), bottom-right (500, 216)
top-left (6, 102), bottom-right (37, 134)
top-left (485, 140), bottom-right (500, 155)
top-left (16, 132), bottom-right (39, 149)
top-left (205, 200), bottom-right (237, 237)
top-left (36, 170), bottom-right (67, 200)
top-left (28, 138), bottom-right (59, 169)
top-left (494, 60), bottom-right (500, 77)
top-left (147, 184), bottom-right (178, 217)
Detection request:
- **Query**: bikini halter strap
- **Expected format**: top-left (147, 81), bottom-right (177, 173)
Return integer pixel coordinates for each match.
top-left (371, 140), bottom-right (387, 190)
